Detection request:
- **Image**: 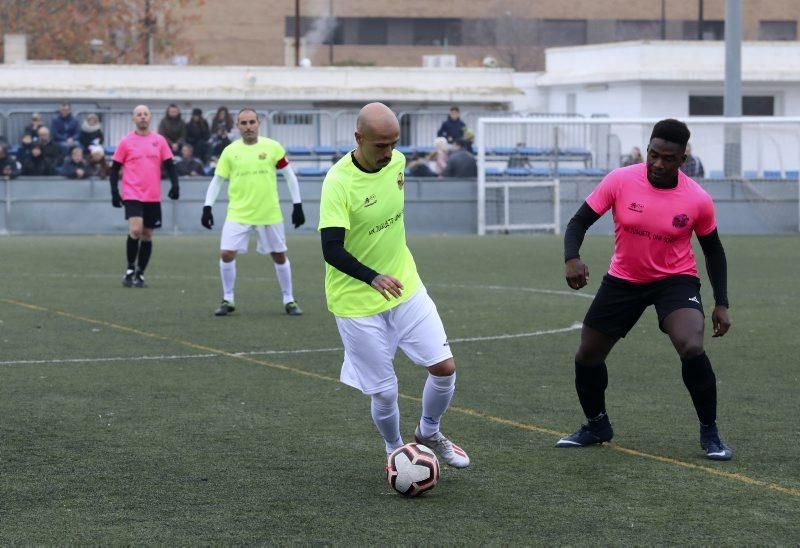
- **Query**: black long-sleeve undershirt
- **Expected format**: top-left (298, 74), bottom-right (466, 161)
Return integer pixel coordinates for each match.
top-left (109, 159), bottom-right (178, 193)
top-left (564, 201), bottom-right (729, 307)
top-left (320, 227), bottom-right (379, 285)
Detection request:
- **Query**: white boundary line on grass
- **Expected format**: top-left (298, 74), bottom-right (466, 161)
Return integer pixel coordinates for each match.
top-left (0, 324), bottom-right (583, 366)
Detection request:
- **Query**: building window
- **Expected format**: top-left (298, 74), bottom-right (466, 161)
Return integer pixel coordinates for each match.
top-left (689, 95), bottom-right (775, 116)
top-left (683, 20), bottom-right (724, 40)
top-left (615, 20), bottom-right (661, 41)
top-left (540, 19), bottom-right (587, 47)
top-left (759, 20), bottom-right (797, 41)
top-left (412, 18), bottom-right (462, 46)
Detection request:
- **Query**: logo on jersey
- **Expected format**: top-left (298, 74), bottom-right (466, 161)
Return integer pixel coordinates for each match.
top-left (151, 142), bottom-right (158, 148)
top-left (672, 213), bottom-right (690, 228)
top-left (628, 202), bottom-right (644, 213)
top-left (688, 296), bottom-right (700, 303)
top-left (258, 153), bottom-right (267, 160)
top-left (364, 194), bottom-right (377, 208)
top-left (397, 171), bottom-right (404, 190)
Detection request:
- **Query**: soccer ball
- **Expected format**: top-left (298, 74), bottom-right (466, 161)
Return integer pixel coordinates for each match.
top-left (386, 443), bottom-right (440, 497)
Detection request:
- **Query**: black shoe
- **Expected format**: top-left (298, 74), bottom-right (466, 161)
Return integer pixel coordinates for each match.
top-left (215, 300), bottom-right (235, 316)
top-left (700, 423), bottom-right (733, 461)
top-left (132, 270), bottom-right (147, 288)
top-left (555, 414), bottom-right (614, 447)
top-left (122, 269), bottom-right (135, 287)
top-left (285, 301), bottom-right (303, 316)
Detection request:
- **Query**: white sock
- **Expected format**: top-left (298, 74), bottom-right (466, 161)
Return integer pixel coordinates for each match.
top-left (371, 384), bottom-right (403, 454)
top-left (220, 259), bottom-right (236, 302)
top-left (419, 372), bottom-right (456, 438)
top-left (274, 259), bottom-right (294, 304)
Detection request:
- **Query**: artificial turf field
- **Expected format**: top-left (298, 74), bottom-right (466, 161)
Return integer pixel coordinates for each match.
top-left (0, 233), bottom-right (798, 544)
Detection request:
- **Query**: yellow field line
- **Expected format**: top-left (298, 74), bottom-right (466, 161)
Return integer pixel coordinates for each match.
top-left (5, 297), bottom-right (799, 499)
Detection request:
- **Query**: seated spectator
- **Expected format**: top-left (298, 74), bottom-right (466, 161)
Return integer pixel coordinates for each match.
top-left (21, 144), bottom-right (51, 176)
top-left (211, 106), bottom-right (234, 138)
top-left (51, 102), bottom-right (81, 154)
top-left (86, 145), bottom-right (109, 178)
top-left (175, 144), bottom-right (205, 176)
top-left (0, 144), bottom-right (20, 179)
top-left (680, 143), bottom-right (705, 178)
top-left (36, 127), bottom-right (61, 173)
top-left (23, 112), bottom-right (45, 139)
top-left (158, 104), bottom-right (186, 155)
top-left (437, 106), bottom-right (466, 144)
top-left (59, 147), bottom-right (89, 179)
top-left (507, 142), bottom-right (532, 169)
top-left (185, 108), bottom-right (210, 163)
top-left (210, 125), bottom-right (232, 157)
top-left (622, 146), bottom-right (644, 166)
top-left (426, 136), bottom-right (449, 176)
top-left (408, 152), bottom-right (436, 177)
top-left (443, 139), bottom-right (477, 178)
top-left (79, 113), bottom-right (104, 153)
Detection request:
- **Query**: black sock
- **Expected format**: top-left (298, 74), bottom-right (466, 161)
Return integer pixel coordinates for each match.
top-left (126, 236), bottom-right (139, 269)
top-left (575, 360), bottom-right (608, 420)
top-left (681, 352), bottom-right (717, 426)
top-left (137, 240), bottom-right (153, 273)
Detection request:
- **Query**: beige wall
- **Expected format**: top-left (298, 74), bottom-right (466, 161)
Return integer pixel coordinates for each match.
top-left (176, 0), bottom-right (800, 68)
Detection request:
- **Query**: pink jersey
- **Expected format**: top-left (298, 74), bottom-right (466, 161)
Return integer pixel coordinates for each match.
top-left (585, 163), bottom-right (717, 283)
top-left (112, 131), bottom-right (173, 202)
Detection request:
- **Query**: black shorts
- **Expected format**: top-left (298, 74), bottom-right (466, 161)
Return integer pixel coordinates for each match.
top-left (583, 274), bottom-right (704, 339)
top-left (124, 201), bottom-right (162, 229)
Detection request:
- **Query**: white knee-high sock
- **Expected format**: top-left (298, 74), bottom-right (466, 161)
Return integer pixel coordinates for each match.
top-left (419, 372), bottom-right (456, 438)
top-left (274, 259), bottom-right (294, 304)
top-left (371, 384), bottom-right (403, 454)
top-left (220, 259), bottom-right (236, 302)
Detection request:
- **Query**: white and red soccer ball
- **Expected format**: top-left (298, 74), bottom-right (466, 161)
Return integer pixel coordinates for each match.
top-left (386, 443), bottom-right (440, 497)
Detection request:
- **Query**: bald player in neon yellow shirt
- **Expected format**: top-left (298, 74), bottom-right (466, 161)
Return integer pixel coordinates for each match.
top-left (202, 108), bottom-right (305, 317)
top-left (318, 102), bottom-right (470, 469)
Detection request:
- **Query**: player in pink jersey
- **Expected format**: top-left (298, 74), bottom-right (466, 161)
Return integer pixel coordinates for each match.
top-left (109, 105), bottom-right (180, 288)
top-left (556, 119), bottom-right (733, 461)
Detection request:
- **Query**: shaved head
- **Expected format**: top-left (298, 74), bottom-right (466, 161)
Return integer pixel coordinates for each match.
top-left (356, 102), bottom-right (399, 138)
top-left (354, 102), bottom-right (400, 171)
top-left (132, 104), bottom-right (152, 134)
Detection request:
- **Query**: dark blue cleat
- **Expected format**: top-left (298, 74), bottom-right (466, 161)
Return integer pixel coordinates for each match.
top-left (700, 423), bottom-right (733, 461)
top-left (555, 414), bottom-right (614, 447)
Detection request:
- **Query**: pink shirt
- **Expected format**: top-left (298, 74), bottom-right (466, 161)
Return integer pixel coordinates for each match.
top-left (585, 163), bottom-right (717, 283)
top-left (112, 131), bottom-right (173, 202)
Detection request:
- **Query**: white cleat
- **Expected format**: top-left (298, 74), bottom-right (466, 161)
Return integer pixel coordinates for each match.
top-left (414, 425), bottom-right (470, 468)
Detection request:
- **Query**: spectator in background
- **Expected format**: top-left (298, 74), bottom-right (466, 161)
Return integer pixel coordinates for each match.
top-left (36, 127), bottom-right (61, 174)
top-left (21, 143), bottom-right (50, 176)
top-left (211, 106), bottom-right (234, 137)
top-left (86, 145), bottom-right (110, 178)
top-left (680, 143), bottom-right (705, 179)
top-left (407, 151), bottom-right (436, 177)
top-left (443, 139), bottom-right (477, 178)
top-left (158, 104), bottom-right (186, 155)
top-left (622, 146), bottom-right (644, 167)
top-left (59, 147), bottom-right (89, 179)
top-left (51, 102), bottom-right (81, 154)
top-left (508, 142), bottom-right (532, 169)
top-left (210, 125), bottom-right (232, 158)
top-left (426, 136), bottom-right (449, 176)
top-left (176, 143), bottom-right (205, 176)
top-left (0, 144), bottom-right (20, 179)
top-left (79, 113), bottom-right (104, 153)
top-left (23, 112), bottom-right (45, 138)
top-left (185, 108), bottom-right (211, 163)
top-left (437, 106), bottom-right (466, 145)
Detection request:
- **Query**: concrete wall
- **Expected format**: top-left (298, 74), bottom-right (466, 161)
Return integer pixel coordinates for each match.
top-left (1, 176), bottom-right (796, 236)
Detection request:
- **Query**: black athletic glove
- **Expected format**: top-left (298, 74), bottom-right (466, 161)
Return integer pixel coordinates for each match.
top-left (201, 205), bottom-right (214, 229)
top-left (111, 187), bottom-right (122, 208)
top-left (292, 203), bottom-right (305, 229)
top-left (168, 183), bottom-right (180, 200)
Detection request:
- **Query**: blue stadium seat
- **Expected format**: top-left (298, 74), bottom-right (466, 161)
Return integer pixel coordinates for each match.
top-left (504, 167), bottom-right (531, 177)
top-left (104, 145), bottom-right (117, 156)
top-left (579, 167), bottom-right (607, 176)
top-left (414, 145), bottom-right (433, 155)
top-left (484, 166), bottom-right (504, 177)
top-left (709, 170), bottom-right (725, 179)
top-left (763, 170), bottom-right (782, 179)
top-left (530, 167), bottom-right (552, 177)
top-left (785, 170), bottom-right (799, 180)
top-left (743, 170), bottom-right (758, 179)
top-left (287, 146), bottom-right (312, 156)
top-left (560, 147), bottom-right (591, 157)
top-left (556, 167), bottom-right (581, 177)
top-left (489, 146), bottom-right (516, 156)
top-left (337, 145), bottom-right (354, 155)
top-left (396, 146), bottom-right (414, 156)
top-left (517, 146), bottom-right (549, 156)
top-left (296, 167), bottom-right (328, 177)
top-left (8, 145), bottom-right (19, 156)
top-left (404, 168), bottom-right (411, 176)
top-left (312, 145), bottom-right (337, 156)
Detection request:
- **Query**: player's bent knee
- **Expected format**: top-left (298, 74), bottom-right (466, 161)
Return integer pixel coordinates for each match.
top-left (271, 252), bottom-right (287, 264)
top-left (428, 357), bottom-right (455, 376)
top-left (220, 250), bottom-right (237, 262)
top-left (677, 342), bottom-right (705, 360)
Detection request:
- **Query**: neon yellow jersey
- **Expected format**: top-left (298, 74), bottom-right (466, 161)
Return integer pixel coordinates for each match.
top-left (215, 137), bottom-right (286, 225)
top-left (318, 150), bottom-right (421, 317)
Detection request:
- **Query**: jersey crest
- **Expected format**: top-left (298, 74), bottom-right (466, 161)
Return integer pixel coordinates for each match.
top-left (397, 171), bottom-right (404, 189)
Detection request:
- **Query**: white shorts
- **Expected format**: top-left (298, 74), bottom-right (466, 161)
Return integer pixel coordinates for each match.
top-left (334, 286), bottom-right (453, 395)
top-left (220, 221), bottom-right (287, 255)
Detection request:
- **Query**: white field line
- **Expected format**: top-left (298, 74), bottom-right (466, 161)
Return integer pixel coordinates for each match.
top-left (430, 282), bottom-right (596, 299)
top-left (0, 324), bottom-right (582, 366)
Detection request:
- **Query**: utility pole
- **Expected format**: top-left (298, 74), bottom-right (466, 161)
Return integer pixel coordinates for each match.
top-left (724, 0), bottom-right (742, 177)
top-left (660, 0), bottom-right (666, 40)
top-left (328, 0), bottom-right (334, 65)
top-left (295, 0), bottom-right (300, 67)
top-left (144, 0), bottom-right (155, 64)
top-left (698, 0), bottom-right (704, 40)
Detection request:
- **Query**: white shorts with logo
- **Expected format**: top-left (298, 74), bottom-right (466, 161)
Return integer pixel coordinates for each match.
top-left (334, 286), bottom-right (453, 395)
top-left (220, 221), bottom-right (287, 255)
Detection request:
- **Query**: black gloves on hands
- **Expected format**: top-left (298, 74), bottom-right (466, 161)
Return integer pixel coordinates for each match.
top-left (111, 187), bottom-right (122, 208)
top-left (292, 203), bottom-right (305, 229)
top-left (168, 184), bottom-right (180, 200)
top-left (201, 206), bottom-right (214, 229)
